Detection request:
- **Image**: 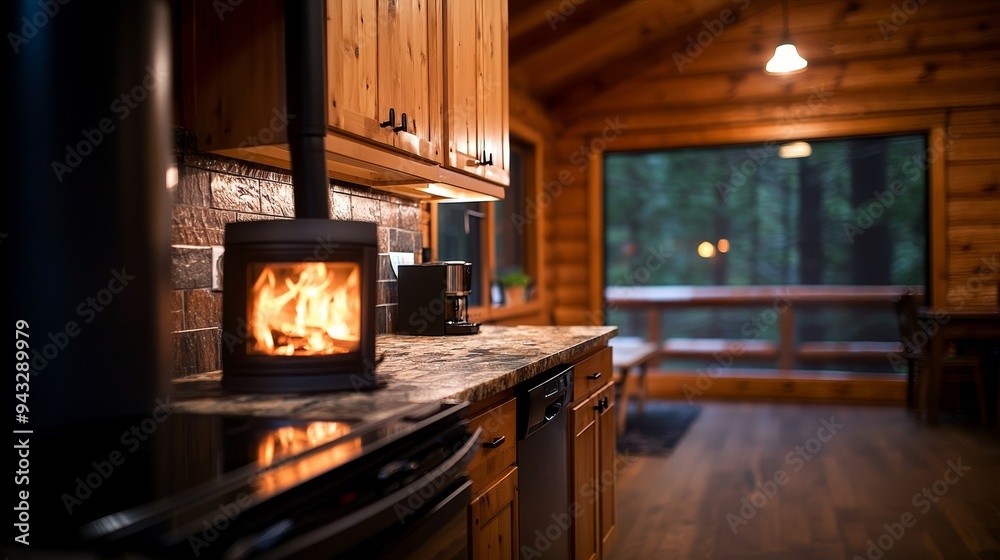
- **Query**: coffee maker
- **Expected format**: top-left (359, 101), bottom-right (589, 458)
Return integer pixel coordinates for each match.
top-left (397, 262), bottom-right (481, 335)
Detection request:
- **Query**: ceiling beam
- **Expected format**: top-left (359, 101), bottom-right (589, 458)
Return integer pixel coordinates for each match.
top-left (510, 0), bottom-right (723, 97)
top-left (541, 0), bottom-right (776, 118)
top-left (508, 0), bottom-right (637, 63)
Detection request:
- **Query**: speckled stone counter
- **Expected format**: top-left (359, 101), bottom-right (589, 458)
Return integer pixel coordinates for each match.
top-left (173, 325), bottom-right (617, 422)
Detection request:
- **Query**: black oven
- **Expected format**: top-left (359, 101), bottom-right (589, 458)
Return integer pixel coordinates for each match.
top-left (18, 401), bottom-right (478, 559)
top-left (235, 407), bottom-right (477, 559)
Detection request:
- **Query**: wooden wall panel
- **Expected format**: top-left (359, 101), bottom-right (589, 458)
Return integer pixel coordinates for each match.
top-left (947, 163), bottom-right (1000, 199)
top-left (945, 108), bottom-right (1000, 307)
top-left (947, 200), bottom-right (1000, 226)
top-left (542, 132), bottom-right (594, 325)
top-left (950, 108), bottom-right (1000, 135)
top-left (565, 84), bottom-right (1000, 136)
top-left (948, 137), bottom-right (1000, 163)
top-left (551, 216), bottom-right (588, 238)
top-left (578, 51), bottom-right (1000, 115)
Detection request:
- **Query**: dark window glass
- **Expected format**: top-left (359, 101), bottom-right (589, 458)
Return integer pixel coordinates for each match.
top-left (437, 202), bottom-right (485, 306)
top-left (604, 135), bottom-right (928, 365)
top-left (495, 142), bottom-right (526, 278)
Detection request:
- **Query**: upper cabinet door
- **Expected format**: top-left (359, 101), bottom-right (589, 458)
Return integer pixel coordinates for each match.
top-left (443, 0), bottom-right (480, 172)
top-left (381, 0), bottom-right (442, 163)
top-left (327, 0), bottom-right (393, 146)
top-left (328, 0), bottom-right (441, 162)
top-left (443, 0), bottom-right (510, 187)
top-left (478, 0), bottom-right (510, 186)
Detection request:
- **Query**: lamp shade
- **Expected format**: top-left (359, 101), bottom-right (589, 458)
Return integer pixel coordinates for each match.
top-left (765, 43), bottom-right (808, 74)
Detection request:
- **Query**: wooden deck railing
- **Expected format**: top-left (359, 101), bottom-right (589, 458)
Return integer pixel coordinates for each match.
top-left (605, 285), bottom-right (925, 371)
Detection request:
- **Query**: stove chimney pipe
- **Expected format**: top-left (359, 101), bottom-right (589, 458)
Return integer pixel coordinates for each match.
top-left (285, 0), bottom-right (331, 219)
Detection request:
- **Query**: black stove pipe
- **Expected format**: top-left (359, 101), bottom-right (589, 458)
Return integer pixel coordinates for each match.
top-left (285, 0), bottom-right (331, 219)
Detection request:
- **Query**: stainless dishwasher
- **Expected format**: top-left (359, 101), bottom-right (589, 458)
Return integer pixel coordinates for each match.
top-left (516, 365), bottom-right (573, 560)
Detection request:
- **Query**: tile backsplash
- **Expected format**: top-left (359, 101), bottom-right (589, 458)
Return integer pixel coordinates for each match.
top-left (171, 130), bottom-right (422, 377)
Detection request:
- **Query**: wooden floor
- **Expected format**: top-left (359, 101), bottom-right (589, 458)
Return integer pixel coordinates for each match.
top-left (608, 402), bottom-right (1000, 560)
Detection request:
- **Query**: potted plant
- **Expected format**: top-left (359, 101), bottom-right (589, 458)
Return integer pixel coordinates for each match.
top-left (499, 269), bottom-right (532, 304)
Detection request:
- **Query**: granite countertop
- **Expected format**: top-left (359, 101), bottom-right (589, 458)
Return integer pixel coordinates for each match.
top-left (173, 325), bottom-right (617, 422)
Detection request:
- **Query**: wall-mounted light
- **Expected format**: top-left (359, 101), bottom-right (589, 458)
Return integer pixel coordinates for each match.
top-left (765, 0), bottom-right (807, 74)
top-left (697, 241), bottom-right (716, 258)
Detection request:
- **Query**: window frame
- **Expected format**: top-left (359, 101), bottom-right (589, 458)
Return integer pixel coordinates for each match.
top-left (589, 115), bottom-right (951, 321)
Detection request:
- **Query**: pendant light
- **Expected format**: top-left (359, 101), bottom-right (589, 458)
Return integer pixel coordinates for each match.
top-left (765, 0), bottom-right (807, 74)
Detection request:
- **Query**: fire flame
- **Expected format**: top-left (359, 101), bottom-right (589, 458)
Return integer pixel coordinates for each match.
top-left (257, 422), bottom-right (350, 467)
top-left (248, 262), bottom-right (361, 356)
top-left (254, 422), bottom-right (361, 495)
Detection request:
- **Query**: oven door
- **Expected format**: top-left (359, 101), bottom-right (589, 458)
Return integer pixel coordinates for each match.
top-left (371, 479), bottom-right (471, 560)
top-left (227, 426), bottom-right (480, 559)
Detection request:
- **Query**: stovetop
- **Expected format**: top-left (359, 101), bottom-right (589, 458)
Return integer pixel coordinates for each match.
top-left (25, 400), bottom-right (464, 554)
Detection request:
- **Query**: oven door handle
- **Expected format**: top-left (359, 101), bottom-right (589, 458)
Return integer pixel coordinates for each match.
top-left (245, 426), bottom-right (483, 560)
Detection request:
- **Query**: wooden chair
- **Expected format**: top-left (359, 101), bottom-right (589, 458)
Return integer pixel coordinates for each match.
top-left (610, 337), bottom-right (660, 436)
top-left (896, 290), bottom-right (988, 424)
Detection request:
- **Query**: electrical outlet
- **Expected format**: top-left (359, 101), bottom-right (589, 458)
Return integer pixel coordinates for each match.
top-left (388, 252), bottom-right (414, 278)
top-left (211, 246), bottom-right (224, 291)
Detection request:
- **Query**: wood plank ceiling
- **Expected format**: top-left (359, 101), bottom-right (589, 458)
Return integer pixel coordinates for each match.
top-left (509, 0), bottom-right (1000, 128)
top-left (509, 0), bottom-right (774, 112)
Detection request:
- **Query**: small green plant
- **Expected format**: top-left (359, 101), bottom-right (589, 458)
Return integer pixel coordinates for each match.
top-left (499, 269), bottom-right (531, 287)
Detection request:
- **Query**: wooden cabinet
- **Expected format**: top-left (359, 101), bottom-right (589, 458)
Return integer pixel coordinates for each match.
top-left (568, 349), bottom-right (617, 560)
top-left (467, 397), bottom-right (518, 560)
top-left (469, 466), bottom-right (518, 560)
top-left (327, 0), bottom-right (441, 163)
top-left (187, 0), bottom-right (504, 201)
top-left (443, 0), bottom-right (510, 186)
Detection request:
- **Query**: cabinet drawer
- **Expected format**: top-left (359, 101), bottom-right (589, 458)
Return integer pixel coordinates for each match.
top-left (467, 398), bottom-right (517, 496)
top-left (572, 347), bottom-right (612, 402)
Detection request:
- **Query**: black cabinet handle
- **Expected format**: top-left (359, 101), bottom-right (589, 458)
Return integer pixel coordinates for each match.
top-left (379, 107), bottom-right (396, 128)
top-left (480, 152), bottom-right (494, 166)
top-left (594, 396), bottom-right (610, 413)
top-left (393, 112), bottom-right (408, 133)
top-left (587, 372), bottom-right (602, 380)
top-left (483, 435), bottom-right (506, 449)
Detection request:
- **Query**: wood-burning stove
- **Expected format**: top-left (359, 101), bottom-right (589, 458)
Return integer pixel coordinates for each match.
top-left (222, 219), bottom-right (378, 392)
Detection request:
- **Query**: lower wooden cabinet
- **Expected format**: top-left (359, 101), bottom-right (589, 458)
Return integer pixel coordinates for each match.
top-left (569, 349), bottom-right (617, 560)
top-left (469, 466), bottom-right (518, 560)
top-left (467, 398), bottom-right (518, 560)
top-left (466, 346), bottom-right (616, 560)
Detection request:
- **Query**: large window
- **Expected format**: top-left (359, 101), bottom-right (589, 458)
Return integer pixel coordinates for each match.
top-left (604, 135), bottom-right (928, 352)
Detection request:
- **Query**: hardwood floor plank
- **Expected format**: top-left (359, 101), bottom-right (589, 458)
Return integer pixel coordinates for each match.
top-left (608, 402), bottom-right (1000, 560)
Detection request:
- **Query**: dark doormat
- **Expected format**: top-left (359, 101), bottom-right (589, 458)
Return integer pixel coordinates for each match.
top-left (617, 402), bottom-right (701, 457)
